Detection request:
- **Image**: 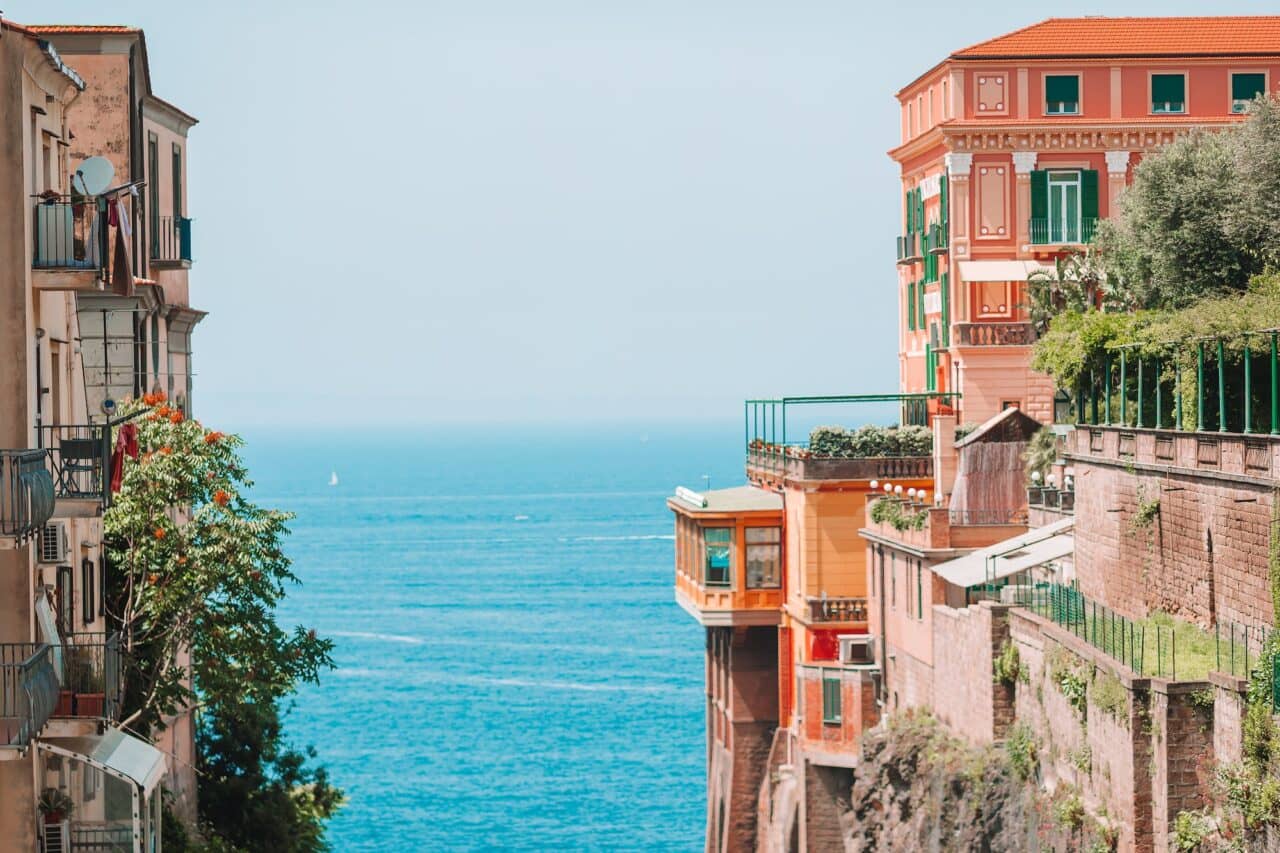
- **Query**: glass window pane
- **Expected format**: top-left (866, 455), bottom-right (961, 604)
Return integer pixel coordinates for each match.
top-left (706, 545), bottom-right (731, 586)
top-left (1233, 73), bottom-right (1266, 103)
top-left (747, 544), bottom-right (780, 588)
top-left (703, 528), bottom-right (732, 544)
top-left (745, 527), bottom-right (780, 544)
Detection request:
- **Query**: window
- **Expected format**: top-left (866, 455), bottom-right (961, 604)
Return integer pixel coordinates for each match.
top-left (1047, 170), bottom-right (1081, 242)
top-left (746, 527), bottom-right (781, 588)
top-left (907, 281), bottom-right (916, 331)
top-left (81, 558), bottom-right (95, 625)
top-left (56, 565), bottom-right (73, 636)
top-left (1045, 74), bottom-right (1079, 114)
top-left (1151, 73), bottom-right (1185, 113)
top-left (703, 527), bottom-right (733, 587)
top-left (1030, 169), bottom-right (1098, 244)
top-left (1232, 72), bottom-right (1266, 113)
top-left (172, 144), bottom-right (183, 218)
top-left (148, 134), bottom-right (160, 259)
top-left (822, 672), bottom-right (842, 724)
top-left (917, 560), bottom-right (923, 620)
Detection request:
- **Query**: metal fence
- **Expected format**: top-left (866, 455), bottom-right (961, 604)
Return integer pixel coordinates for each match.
top-left (33, 198), bottom-right (107, 270)
top-left (0, 449), bottom-right (55, 542)
top-left (0, 643), bottom-right (59, 747)
top-left (37, 423), bottom-right (112, 505)
top-left (807, 597), bottom-right (868, 624)
top-left (1214, 621), bottom-right (1272, 679)
top-left (152, 215), bottom-right (193, 263)
top-left (1028, 216), bottom-right (1097, 245)
top-left (58, 633), bottom-right (123, 722)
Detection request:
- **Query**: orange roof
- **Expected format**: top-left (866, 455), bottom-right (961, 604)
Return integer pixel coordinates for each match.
top-left (27, 25), bottom-right (140, 35)
top-left (954, 16), bottom-right (1280, 59)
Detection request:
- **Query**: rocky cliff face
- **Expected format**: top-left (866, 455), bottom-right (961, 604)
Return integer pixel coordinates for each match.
top-left (839, 711), bottom-right (1113, 853)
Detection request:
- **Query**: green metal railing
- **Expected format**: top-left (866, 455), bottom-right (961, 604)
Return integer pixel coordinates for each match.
top-left (896, 232), bottom-right (920, 263)
top-left (925, 222), bottom-right (948, 255)
top-left (744, 393), bottom-right (961, 458)
top-left (1074, 330), bottom-right (1280, 434)
top-left (1215, 621), bottom-right (1271, 679)
top-left (1028, 216), bottom-right (1097, 245)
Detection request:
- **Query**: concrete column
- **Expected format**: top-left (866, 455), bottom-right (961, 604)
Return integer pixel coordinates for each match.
top-left (945, 152), bottom-right (972, 260)
top-left (932, 414), bottom-right (958, 501)
top-left (1105, 150), bottom-right (1131, 214)
top-left (1012, 151), bottom-right (1038, 250)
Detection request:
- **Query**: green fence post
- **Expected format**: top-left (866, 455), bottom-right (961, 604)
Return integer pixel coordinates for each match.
top-left (1137, 357), bottom-right (1145, 428)
top-left (1091, 368), bottom-right (1099, 425)
top-left (1155, 357), bottom-right (1163, 429)
top-left (1272, 333), bottom-right (1279, 435)
top-left (1218, 339), bottom-right (1228, 432)
top-left (1197, 342), bottom-right (1206, 431)
top-left (1120, 349), bottom-right (1128, 425)
top-left (1105, 353), bottom-right (1113, 425)
top-left (1176, 361), bottom-right (1183, 431)
top-left (1245, 340), bottom-right (1254, 433)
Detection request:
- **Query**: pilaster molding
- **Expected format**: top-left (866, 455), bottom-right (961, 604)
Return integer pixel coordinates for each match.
top-left (1012, 151), bottom-right (1038, 174)
top-left (1105, 150), bottom-right (1131, 174)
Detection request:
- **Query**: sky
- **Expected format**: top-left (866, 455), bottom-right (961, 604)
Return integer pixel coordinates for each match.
top-left (28, 0), bottom-right (1280, 426)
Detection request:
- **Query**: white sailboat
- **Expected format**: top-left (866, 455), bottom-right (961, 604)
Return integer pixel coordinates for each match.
top-left (329, 471), bottom-right (339, 486)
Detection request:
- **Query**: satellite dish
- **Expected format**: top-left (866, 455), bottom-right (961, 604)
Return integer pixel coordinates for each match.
top-left (73, 156), bottom-right (115, 196)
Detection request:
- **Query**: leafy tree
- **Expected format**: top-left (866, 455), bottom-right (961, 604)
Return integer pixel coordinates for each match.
top-left (103, 394), bottom-right (341, 848)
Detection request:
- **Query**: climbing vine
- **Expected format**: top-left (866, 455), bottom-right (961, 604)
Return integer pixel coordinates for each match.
top-left (869, 497), bottom-right (928, 532)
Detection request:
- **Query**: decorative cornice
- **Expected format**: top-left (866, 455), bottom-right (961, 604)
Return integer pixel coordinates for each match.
top-left (942, 123), bottom-right (1225, 154)
top-left (944, 152), bottom-right (973, 178)
top-left (1011, 151), bottom-right (1038, 174)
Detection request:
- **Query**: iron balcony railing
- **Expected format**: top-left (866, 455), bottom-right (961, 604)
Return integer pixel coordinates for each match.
top-left (32, 196), bottom-right (107, 271)
top-left (152, 215), bottom-right (193, 263)
top-left (954, 322), bottom-right (1035, 347)
top-left (895, 232), bottom-right (921, 264)
top-left (37, 423), bottom-right (112, 506)
top-left (925, 222), bottom-right (948, 255)
top-left (0, 643), bottom-right (59, 747)
top-left (948, 508), bottom-right (1027, 525)
top-left (0, 450), bottom-right (55, 543)
top-left (55, 632), bottom-right (123, 721)
top-left (807, 596), bottom-right (868, 623)
top-left (1028, 216), bottom-right (1097, 246)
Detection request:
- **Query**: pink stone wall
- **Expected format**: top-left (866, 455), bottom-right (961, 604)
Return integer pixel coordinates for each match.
top-left (930, 602), bottom-right (1014, 744)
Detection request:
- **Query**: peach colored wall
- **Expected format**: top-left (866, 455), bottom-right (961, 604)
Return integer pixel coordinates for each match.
top-left (59, 53), bottom-right (134, 182)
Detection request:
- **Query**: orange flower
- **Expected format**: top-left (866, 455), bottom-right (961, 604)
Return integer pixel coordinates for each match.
top-left (147, 413), bottom-right (161, 422)
top-left (156, 405), bottom-right (171, 417)
top-left (204, 431), bottom-right (224, 445)
top-left (154, 527), bottom-right (166, 540)
top-left (169, 412), bottom-right (184, 424)
top-left (153, 391), bottom-right (167, 403)
top-left (142, 393), bottom-right (158, 406)
top-left (214, 489), bottom-right (231, 507)
top-left (160, 446), bottom-right (173, 456)
top-left (148, 573), bottom-right (159, 584)
top-left (177, 555), bottom-right (188, 566)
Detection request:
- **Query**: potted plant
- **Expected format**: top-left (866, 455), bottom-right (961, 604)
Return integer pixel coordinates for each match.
top-left (38, 788), bottom-right (74, 825)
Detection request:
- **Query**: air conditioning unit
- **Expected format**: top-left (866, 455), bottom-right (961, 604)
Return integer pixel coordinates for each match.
top-left (837, 634), bottom-right (876, 666)
top-left (1233, 100), bottom-right (1248, 114)
top-left (39, 522), bottom-right (68, 564)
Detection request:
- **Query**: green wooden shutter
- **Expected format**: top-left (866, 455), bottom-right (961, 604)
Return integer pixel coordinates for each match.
top-left (940, 272), bottom-right (950, 346)
top-left (1081, 170), bottom-right (1099, 221)
top-left (905, 190), bottom-right (913, 233)
top-left (916, 190), bottom-right (925, 238)
top-left (919, 280), bottom-right (926, 324)
top-left (907, 282), bottom-right (916, 330)
top-left (1152, 74), bottom-right (1185, 107)
top-left (1030, 170), bottom-right (1048, 221)
top-left (1045, 75), bottom-right (1078, 105)
top-left (940, 175), bottom-right (948, 226)
top-left (925, 343), bottom-right (933, 391)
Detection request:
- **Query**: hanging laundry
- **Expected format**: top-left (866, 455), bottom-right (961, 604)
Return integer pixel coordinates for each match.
top-left (109, 422), bottom-right (140, 494)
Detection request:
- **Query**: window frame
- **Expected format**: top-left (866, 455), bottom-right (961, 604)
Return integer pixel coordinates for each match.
top-left (1046, 170), bottom-right (1083, 244)
top-left (745, 526), bottom-right (781, 589)
top-left (821, 670), bottom-right (842, 725)
top-left (1229, 69), bottom-right (1268, 113)
top-left (1043, 72), bottom-right (1081, 116)
top-left (1149, 71), bottom-right (1187, 115)
top-left (702, 526), bottom-right (734, 589)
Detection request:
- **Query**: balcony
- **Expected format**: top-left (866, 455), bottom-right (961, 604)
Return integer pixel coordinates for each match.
top-left (33, 197), bottom-right (107, 290)
top-left (744, 394), bottom-right (955, 484)
top-left (1029, 216), bottom-right (1096, 246)
top-left (896, 232), bottom-right (921, 264)
top-left (38, 424), bottom-right (112, 516)
top-left (0, 643), bottom-right (58, 748)
top-left (807, 596), bottom-right (868, 623)
top-left (152, 215), bottom-right (193, 265)
top-left (924, 222), bottom-right (948, 255)
top-left (53, 632), bottom-right (123, 723)
top-left (0, 450), bottom-right (56, 543)
top-left (954, 322), bottom-right (1035, 347)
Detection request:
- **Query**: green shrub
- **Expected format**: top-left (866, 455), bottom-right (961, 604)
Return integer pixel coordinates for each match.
top-left (868, 497), bottom-right (928, 532)
top-left (808, 424), bottom-right (932, 458)
top-left (1091, 670), bottom-right (1129, 722)
top-left (1054, 792), bottom-right (1085, 831)
top-left (993, 641), bottom-right (1022, 686)
top-left (1004, 722), bottom-right (1038, 781)
top-left (1171, 810), bottom-right (1215, 851)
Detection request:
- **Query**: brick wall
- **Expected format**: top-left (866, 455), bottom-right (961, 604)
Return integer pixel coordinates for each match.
top-left (803, 762), bottom-right (851, 853)
top-left (931, 602), bottom-right (1014, 744)
top-left (1070, 428), bottom-right (1276, 629)
top-left (1150, 684), bottom-right (1215, 852)
top-left (1211, 672), bottom-right (1249, 765)
top-left (728, 720), bottom-right (775, 852)
top-left (797, 667), bottom-right (877, 760)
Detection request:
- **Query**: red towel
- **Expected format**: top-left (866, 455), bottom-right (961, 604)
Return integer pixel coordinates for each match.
top-left (109, 423), bottom-right (139, 493)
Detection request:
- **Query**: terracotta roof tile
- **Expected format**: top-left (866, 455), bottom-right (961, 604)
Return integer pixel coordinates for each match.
top-left (954, 16), bottom-right (1280, 59)
top-left (27, 25), bottom-right (140, 35)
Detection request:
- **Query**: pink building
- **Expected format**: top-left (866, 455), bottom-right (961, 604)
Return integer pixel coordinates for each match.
top-left (892, 16), bottom-right (1280, 425)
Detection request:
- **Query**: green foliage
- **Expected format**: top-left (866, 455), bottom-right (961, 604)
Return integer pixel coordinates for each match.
top-left (1186, 688), bottom-right (1215, 711)
top-left (1048, 645), bottom-right (1089, 719)
top-left (1129, 486), bottom-right (1160, 535)
top-left (1029, 307), bottom-right (1143, 389)
top-left (993, 641), bottom-right (1022, 687)
top-left (1025, 251), bottom-right (1118, 336)
top-left (1053, 791), bottom-right (1085, 831)
top-left (38, 787), bottom-right (74, 818)
top-left (808, 424), bottom-right (932, 458)
top-left (1004, 722), bottom-right (1038, 781)
top-left (1068, 744), bottom-right (1092, 774)
top-left (869, 497), bottom-right (928, 532)
top-left (1171, 810), bottom-right (1215, 852)
top-left (954, 422), bottom-right (978, 442)
top-left (1022, 427), bottom-right (1057, 486)
top-left (1090, 670), bottom-right (1128, 722)
top-left (103, 396), bottom-right (342, 849)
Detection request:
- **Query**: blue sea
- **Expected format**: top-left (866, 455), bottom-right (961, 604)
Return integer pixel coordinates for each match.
top-left (238, 425), bottom-right (744, 852)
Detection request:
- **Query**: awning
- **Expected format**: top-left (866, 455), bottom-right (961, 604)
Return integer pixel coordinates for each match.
top-left (957, 260), bottom-right (1053, 282)
top-left (932, 517), bottom-right (1073, 588)
top-left (90, 728), bottom-right (167, 794)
